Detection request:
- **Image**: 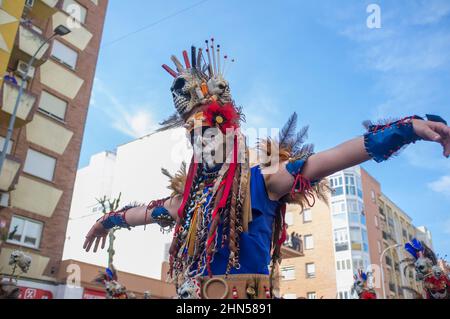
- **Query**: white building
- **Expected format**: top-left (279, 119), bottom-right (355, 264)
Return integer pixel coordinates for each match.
top-left (328, 166), bottom-right (371, 299)
top-left (63, 129), bottom-right (191, 279)
top-left (416, 226), bottom-right (433, 249)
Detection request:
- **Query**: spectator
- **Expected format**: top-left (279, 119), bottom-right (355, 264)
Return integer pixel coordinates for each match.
top-left (4, 71), bottom-right (18, 86)
top-left (291, 232), bottom-right (300, 251)
top-left (297, 234), bottom-right (303, 253)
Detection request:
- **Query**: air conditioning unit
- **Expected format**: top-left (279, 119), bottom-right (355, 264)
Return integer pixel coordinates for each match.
top-left (25, 0), bottom-right (35, 8)
top-left (16, 60), bottom-right (35, 79)
top-left (0, 192), bottom-right (10, 208)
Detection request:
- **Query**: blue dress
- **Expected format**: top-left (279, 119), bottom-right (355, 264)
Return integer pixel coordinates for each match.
top-left (205, 165), bottom-right (283, 276)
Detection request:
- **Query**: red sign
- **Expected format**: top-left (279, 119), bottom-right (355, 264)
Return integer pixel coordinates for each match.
top-left (18, 287), bottom-right (53, 299)
top-left (83, 288), bottom-right (106, 299)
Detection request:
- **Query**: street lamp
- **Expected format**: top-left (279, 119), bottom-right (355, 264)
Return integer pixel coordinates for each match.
top-left (380, 243), bottom-right (402, 299)
top-left (0, 25), bottom-right (71, 173)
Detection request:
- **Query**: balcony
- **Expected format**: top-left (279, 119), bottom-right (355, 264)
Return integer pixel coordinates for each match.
top-left (281, 245), bottom-right (304, 259)
top-left (11, 23), bottom-right (51, 68)
top-left (23, 0), bottom-right (62, 22)
top-left (0, 81), bottom-right (38, 128)
top-left (0, 154), bottom-right (21, 192)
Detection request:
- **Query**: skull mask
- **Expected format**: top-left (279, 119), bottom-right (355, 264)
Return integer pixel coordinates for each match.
top-left (171, 71), bottom-right (202, 116)
top-left (415, 257), bottom-right (433, 280)
top-left (177, 278), bottom-right (201, 299)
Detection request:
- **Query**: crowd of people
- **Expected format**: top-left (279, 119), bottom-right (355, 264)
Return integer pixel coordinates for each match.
top-left (285, 231), bottom-right (303, 253)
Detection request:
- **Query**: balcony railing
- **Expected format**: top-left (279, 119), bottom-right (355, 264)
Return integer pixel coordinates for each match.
top-left (0, 154), bottom-right (21, 192)
top-left (282, 237), bottom-right (304, 259)
top-left (0, 81), bottom-right (38, 128)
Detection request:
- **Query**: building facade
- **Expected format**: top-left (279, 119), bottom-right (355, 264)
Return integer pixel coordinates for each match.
top-left (280, 166), bottom-right (433, 299)
top-left (0, 0), bottom-right (108, 296)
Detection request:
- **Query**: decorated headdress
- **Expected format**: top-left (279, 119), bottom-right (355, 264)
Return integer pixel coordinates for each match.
top-left (160, 39), bottom-right (237, 132)
top-left (402, 238), bottom-right (437, 282)
top-left (405, 238), bottom-right (437, 264)
top-left (354, 269), bottom-right (369, 284)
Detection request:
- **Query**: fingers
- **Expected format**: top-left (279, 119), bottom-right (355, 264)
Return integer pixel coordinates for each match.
top-left (84, 236), bottom-right (94, 252)
top-left (101, 235), bottom-right (107, 250)
top-left (429, 122), bottom-right (450, 157)
top-left (421, 126), bottom-right (442, 143)
top-left (93, 236), bottom-right (101, 253)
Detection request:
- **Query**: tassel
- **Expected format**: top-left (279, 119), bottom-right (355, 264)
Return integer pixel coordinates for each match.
top-left (186, 207), bottom-right (199, 257)
top-left (178, 156), bottom-right (198, 219)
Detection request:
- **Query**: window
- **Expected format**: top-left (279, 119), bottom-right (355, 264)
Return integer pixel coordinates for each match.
top-left (0, 136), bottom-right (13, 154)
top-left (377, 240), bottom-right (382, 254)
top-left (285, 212), bottom-right (294, 226)
top-left (374, 215), bottom-right (379, 228)
top-left (345, 174), bottom-right (356, 195)
top-left (334, 228), bottom-right (349, 252)
top-left (349, 212), bottom-right (360, 224)
top-left (51, 40), bottom-right (78, 70)
top-left (283, 294), bottom-right (297, 299)
top-left (304, 235), bottom-right (314, 250)
top-left (346, 259), bottom-right (351, 270)
top-left (336, 261), bottom-right (340, 270)
top-left (23, 149), bottom-right (56, 181)
top-left (307, 292), bottom-right (317, 299)
top-left (350, 227), bottom-right (362, 251)
top-left (63, 0), bottom-right (87, 24)
top-left (347, 200), bottom-right (358, 212)
top-left (330, 176), bottom-right (344, 196)
top-left (402, 228), bottom-right (408, 238)
top-left (371, 190), bottom-right (376, 202)
top-left (331, 200), bottom-right (345, 214)
top-left (38, 91), bottom-right (68, 121)
top-left (306, 263), bottom-right (315, 278)
top-left (385, 256), bottom-right (392, 266)
top-left (303, 209), bottom-right (312, 223)
top-left (7, 216), bottom-right (43, 249)
top-left (281, 266), bottom-right (296, 281)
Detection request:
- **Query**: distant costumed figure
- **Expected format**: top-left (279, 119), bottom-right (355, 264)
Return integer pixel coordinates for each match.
top-left (94, 266), bottom-right (136, 299)
top-left (0, 250), bottom-right (32, 299)
top-left (402, 239), bottom-right (450, 299)
top-left (352, 270), bottom-right (377, 299)
top-left (83, 39), bottom-right (450, 299)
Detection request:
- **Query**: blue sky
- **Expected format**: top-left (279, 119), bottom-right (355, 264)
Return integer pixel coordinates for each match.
top-left (80, 0), bottom-right (450, 258)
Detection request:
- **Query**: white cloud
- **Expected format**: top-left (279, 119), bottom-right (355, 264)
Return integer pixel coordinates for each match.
top-left (428, 175), bottom-right (450, 198)
top-left (326, 0), bottom-right (450, 119)
top-left (92, 78), bottom-right (158, 139)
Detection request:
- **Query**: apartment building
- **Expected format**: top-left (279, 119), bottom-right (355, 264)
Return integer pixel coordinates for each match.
top-left (281, 166), bottom-right (433, 299)
top-left (0, 0), bottom-right (108, 297)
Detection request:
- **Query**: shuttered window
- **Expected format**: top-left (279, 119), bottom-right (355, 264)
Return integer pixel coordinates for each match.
top-left (24, 149), bottom-right (56, 181)
top-left (39, 91), bottom-right (68, 121)
top-left (51, 40), bottom-right (78, 70)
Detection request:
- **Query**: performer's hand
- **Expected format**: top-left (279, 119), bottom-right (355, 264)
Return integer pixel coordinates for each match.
top-left (412, 119), bottom-right (450, 158)
top-left (83, 221), bottom-right (108, 253)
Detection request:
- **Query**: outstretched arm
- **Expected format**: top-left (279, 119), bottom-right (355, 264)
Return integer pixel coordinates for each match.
top-left (265, 117), bottom-right (450, 200)
top-left (83, 196), bottom-right (182, 252)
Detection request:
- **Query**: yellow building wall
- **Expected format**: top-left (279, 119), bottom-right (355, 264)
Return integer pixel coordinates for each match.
top-left (0, 0), bottom-right (26, 86)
